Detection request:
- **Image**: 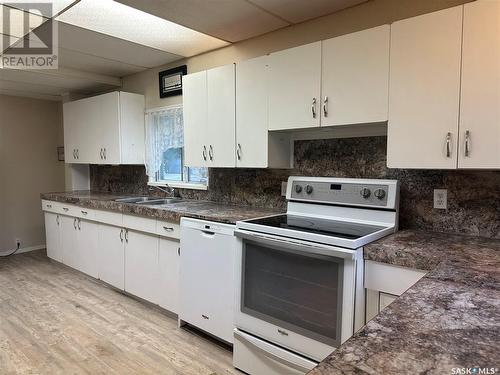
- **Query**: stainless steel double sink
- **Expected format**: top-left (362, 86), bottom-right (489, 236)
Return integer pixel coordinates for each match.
top-left (114, 197), bottom-right (183, 205)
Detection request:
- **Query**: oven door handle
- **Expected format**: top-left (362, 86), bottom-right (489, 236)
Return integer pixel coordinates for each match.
top-left (234, 330), bottom-right (317, 373)
top-left (234, 229), bottom-right (355, 259)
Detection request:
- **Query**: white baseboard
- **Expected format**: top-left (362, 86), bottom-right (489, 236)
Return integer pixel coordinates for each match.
top-left (0, 244), bottom-right (45, 256)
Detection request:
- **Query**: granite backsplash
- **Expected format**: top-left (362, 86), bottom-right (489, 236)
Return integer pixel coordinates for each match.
top-left (90, 136), bottom-right (500, 239)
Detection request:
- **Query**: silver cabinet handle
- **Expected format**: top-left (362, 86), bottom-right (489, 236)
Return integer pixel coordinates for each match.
top-left (76, 149), bottom-right (79, 159)
top-left (73, 149), bottom-right (76, 159)
top-left (100, 148), bottom-right (103, 160)
top-left (81, 210), bottom-right (87, 215)
top-left (46, 204), bottom-right (52, 208)
top-left (103, 148), bottom-right (106, 160)
top-left (464, 130), bottom-right (471, 157)
top-left (120, 228), bottom-right (124, 242)
top-left (56, 215), bottom-right (60, 226)
top-left (202, 146), bottom-right (207, 161)
top-left (73, 217), bottom-right (77, 230)
top-left (163, 226), bottom-right (174, 232)
top-left (177, 247), bottom-right (180, 256)
top-left (311, 98), bottom-right (317, 118)
top-left (63, 207), bottom-right (69, 212)
top-left (236, 143), bottom-right (242, 160)
top-left (209, 145), bottom-right (214, 161)
top-left (446, 132), bottom-right (452, 158)
top-left (323, 96), bottom-right (328, 117)
top-left (77, 218), bottom-right (81, 231)
top-left (125, 229), bottom-right (129, 243)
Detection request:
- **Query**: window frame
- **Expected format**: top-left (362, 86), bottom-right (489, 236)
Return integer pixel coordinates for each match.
top-left (145, 105), bottom-right (208, 190)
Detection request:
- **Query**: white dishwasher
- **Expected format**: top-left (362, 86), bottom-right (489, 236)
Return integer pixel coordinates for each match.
top-left (179, 217), bottom-right (236, 344)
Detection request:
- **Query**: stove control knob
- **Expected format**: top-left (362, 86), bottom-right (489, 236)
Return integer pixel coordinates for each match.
top-left (374, 189), bottom-right (386, 200)
top-left (295, 184), bottom-right (303, 194)
top-left (360, 187), bottom-right (371, 199)
top-left (305, 185), bottom-right (314, 195)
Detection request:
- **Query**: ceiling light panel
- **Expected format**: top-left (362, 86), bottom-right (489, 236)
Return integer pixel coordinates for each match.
top-left (56, 0), bottom-right (229, 57)
top-left (1, 0), bottom-right (78, 16)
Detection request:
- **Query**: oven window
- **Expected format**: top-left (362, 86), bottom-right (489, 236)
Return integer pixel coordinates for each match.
top-left (242, 240), bottom-right (343, 347)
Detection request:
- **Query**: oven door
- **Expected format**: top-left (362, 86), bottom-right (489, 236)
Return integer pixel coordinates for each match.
top-left (234, 229), bottom-right (359, 361)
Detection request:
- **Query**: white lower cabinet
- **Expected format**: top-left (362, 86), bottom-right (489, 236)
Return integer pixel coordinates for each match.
top-left (124, 229), bottom-right (160, 305)
top-left (60, 216), bottom-right (98, 278)
top-left (158, 238), bottom-right (180, 314)
top-left (76, 219), bottom-right (99, 278)
top-left (60, 215), bottom-right (79, 270)
top-left (98, 224), bottom-right (125, 290)
top-left (44, 212), bottom-right (63, 262)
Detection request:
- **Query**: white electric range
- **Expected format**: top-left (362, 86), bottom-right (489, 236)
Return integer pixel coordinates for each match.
top-left (233, 176), bottom-right (400, 375)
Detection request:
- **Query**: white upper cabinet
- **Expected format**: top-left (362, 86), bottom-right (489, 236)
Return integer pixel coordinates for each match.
top-left (183, 70), bottom-right (208, 168)
top-left (236, 55), bottom-right (291, 168)
top-left (321, 25), bottom-right (390, 127)
top-left (63, 91), bottom-right (145, 165)
top-left (459, 0), bottom-right (500, 169)
top-left (184, 64), bottom-right (236, 168)
top-left (387, 7), bottom-right (463, 169)
top-left (206, 64), bottom-right (236, 167)
top-left (268, 42), bottom-right (322, 130)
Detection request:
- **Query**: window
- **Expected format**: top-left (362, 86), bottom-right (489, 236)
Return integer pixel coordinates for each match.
top-left (145, 105), bottom-right (208, 189)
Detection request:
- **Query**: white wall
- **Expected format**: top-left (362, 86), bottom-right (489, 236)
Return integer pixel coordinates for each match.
top-left (0, 94), bottom-right (65, 252)
top-left (122, 0), bottom-right (473, 109)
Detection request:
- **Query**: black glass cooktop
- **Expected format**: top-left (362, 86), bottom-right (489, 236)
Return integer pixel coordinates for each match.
top-left (246, 214), bottom-right (386, 240)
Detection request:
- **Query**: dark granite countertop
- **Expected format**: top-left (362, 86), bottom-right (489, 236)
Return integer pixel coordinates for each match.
top-left (40, 191), bottom-right (282, 224)
top-left (310, 230), bottom-right (500, 374)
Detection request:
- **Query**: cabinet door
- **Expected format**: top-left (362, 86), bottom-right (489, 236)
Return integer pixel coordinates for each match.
top-left (44, 213), bottom-right (62, 262)
top-left (124, 230), bottom-right (160, 304)
top-left (236, 56), bottom-right (269, 168)
top-left (120, 92), bottom-right (145, 165)
top-left (268, 42), bottom-right (321, 130)
top-left (98, 224), bottom-right (125, 290)
top-left (207, 64), bottom-right (236, 167)
top-left (158, 238), bottom-right (180, 314)
top-left (75, 219), bottom-right (99, 278)
top-left (459, 0), bottom-right (500, 169)
top-left (98, 92), bottom-right (121, 165)
top-left (183, 70), bottom-right (208, 167)
top-left (63, 101), bottom-right (83, 164)
top-left (321, 25), bottom-right (390, 127)
top-left (60, 215), bottom-right (78, 268)
top-left (387, 6), bottom-right (462, 169)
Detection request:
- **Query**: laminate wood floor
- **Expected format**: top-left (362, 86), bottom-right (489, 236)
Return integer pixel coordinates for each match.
top-left (0, 250), bottom-right (239, 375)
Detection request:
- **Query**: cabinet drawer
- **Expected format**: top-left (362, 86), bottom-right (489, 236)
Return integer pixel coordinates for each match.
top-left (123, 214), bottom-right (157, 235)
top-left (156, 220), bottom-right (180, 239)
top-left (41, 200), bottom-right (62, 214)
top-left (96, 210), bottom-right (123, 227)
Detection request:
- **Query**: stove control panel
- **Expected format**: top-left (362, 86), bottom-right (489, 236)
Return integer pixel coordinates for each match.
top-left (289, 177), bottom-right (398, 208)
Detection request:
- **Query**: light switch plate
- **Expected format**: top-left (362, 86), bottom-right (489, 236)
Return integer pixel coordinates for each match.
top-left (281, 181), bottom-right (288, 197)
top-left (434, 189), bottom-right (447, 210)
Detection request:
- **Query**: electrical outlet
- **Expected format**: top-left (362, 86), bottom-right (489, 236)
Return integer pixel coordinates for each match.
top-left (434, 189), bottom-right (448, 210)
top-left (281, 181), bottom-right (288, 197)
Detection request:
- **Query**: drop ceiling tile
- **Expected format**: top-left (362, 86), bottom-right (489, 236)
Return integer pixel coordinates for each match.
top-left (56, 0), bottom-right (229, 56)
top-left (57, 22), bottom-right (183, 68)
top-left (58, 47), bottom-right (146, 77)
top-left (250, 0), bottom-right (368, 24)
top-left (115, 0), bottom-right (290, 43)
